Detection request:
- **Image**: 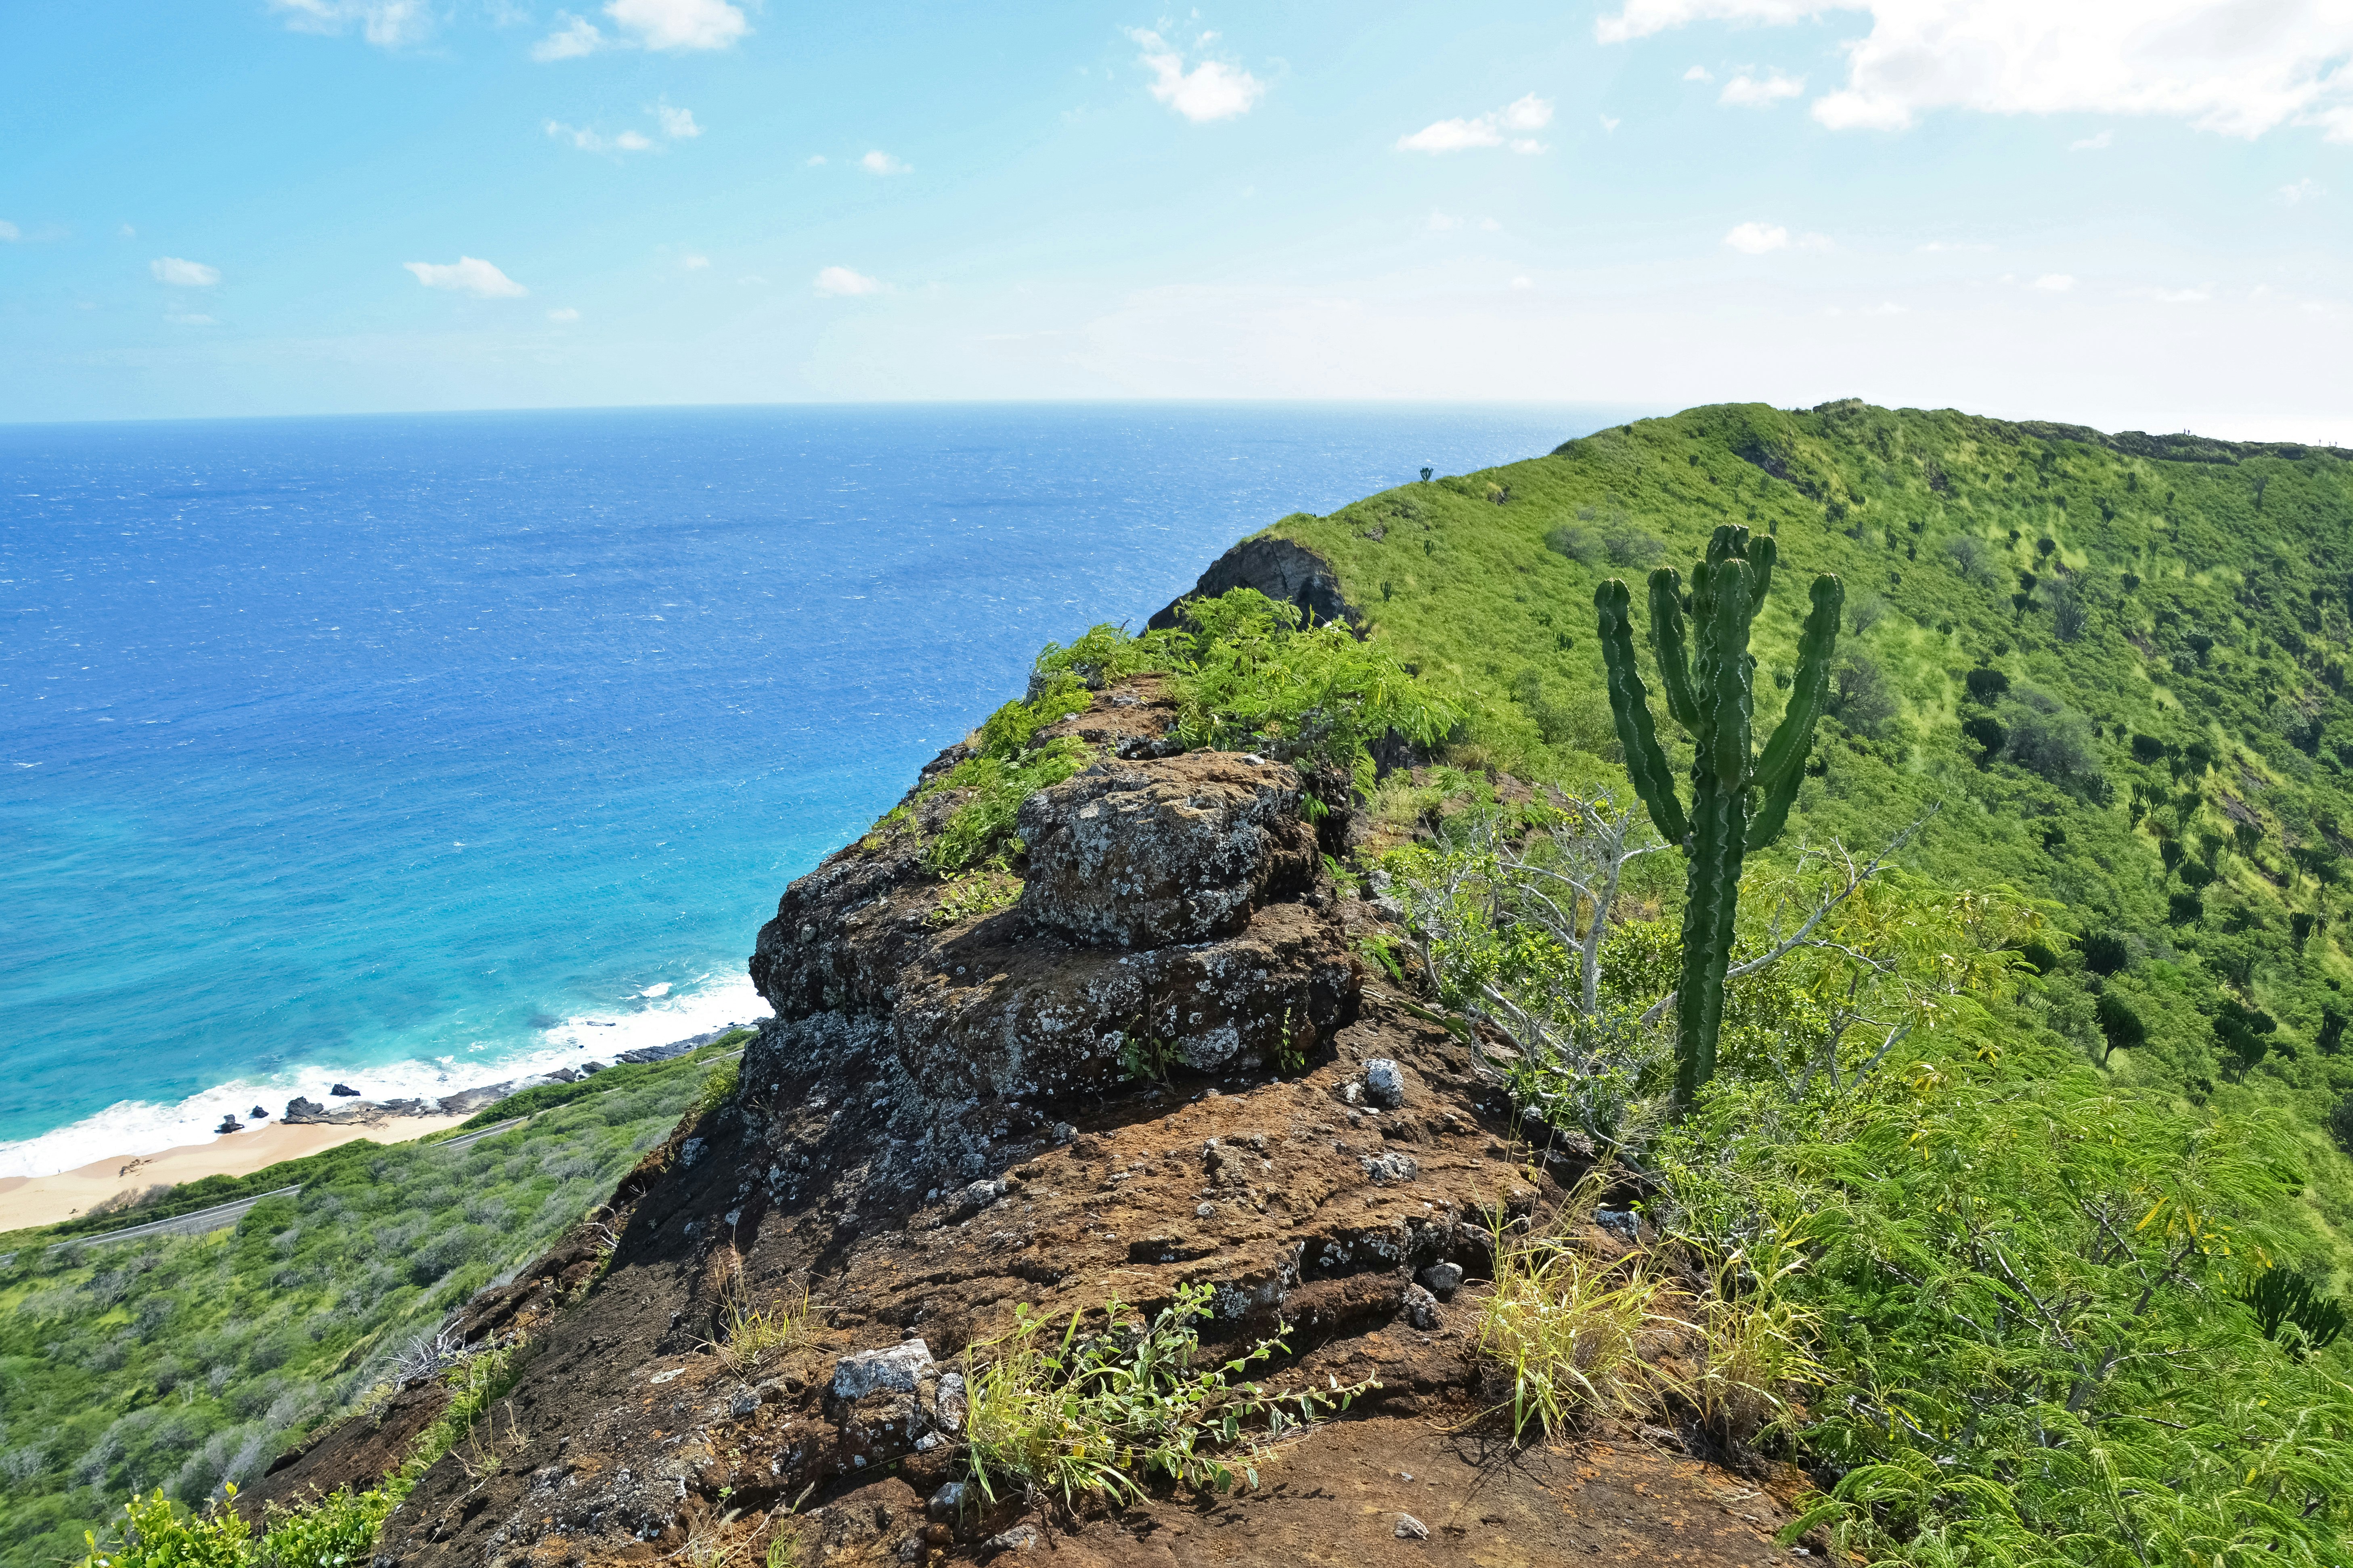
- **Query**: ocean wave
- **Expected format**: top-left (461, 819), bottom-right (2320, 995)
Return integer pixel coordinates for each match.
top-left (0, 972), bottom-right (769, 1181)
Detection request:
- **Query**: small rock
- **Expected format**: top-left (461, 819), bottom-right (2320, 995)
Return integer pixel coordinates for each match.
top-left (1595, 1209), bottom-right (1640, 1245)
top-left (1360, 1151), bottom-right (1420, 1186)
top-left (1050, 1121), bottom-right (1075, 1143)
top-left (832, 1340), bottom-right (934, 1401)
top-left (330, 1083), bottom-right (360, 1097)
top-left (1195, 1202), bottom-right (1217, 1219)
top-left (679, 1137), bottom-right (707, 1168)
top-left (1419, 1262), bottom-right (1465, 1298)
top-left (249, 1105), bottom-right (268, 1120)
top-left (730, 1391), bottom-right (759, 1417)
top-left (1395, 1514), bottom-right (1429, 1541)
top-left (1402, 1283), bottom-right (1439, 1331)
top-left (927, 1481), bottom-right (966, 1517)
top-left (985, 1524), bottom-right (1038, 1553)
top-left (934, 1371), bottom-right (968, 1432)
top-left (285, 1096), bottom-right (326, 1121)
top-left (1363, 1058), bottom-right (1406, 1109)
top-left (896, 1537), bottom-right (926, 1562)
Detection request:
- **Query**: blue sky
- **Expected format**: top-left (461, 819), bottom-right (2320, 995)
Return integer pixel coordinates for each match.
top-left (3, 1), bottom-right (2349, 435)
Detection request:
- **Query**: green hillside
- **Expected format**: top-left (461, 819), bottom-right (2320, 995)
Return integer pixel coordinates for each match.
top-left (1268, 399), bottom-right (2353, 1236)
top-left (0, 1043), bottom-right (742, 1568)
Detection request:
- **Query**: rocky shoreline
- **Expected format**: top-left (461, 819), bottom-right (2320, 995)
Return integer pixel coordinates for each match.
top-left (270, 1026), bottom-right (758, 1127)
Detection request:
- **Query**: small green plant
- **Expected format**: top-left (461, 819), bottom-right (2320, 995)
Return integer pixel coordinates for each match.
top-left (962, 1283), bottom-right (1373, 1506)
top-left (928, 869), bottom-right (1023, 926)
top-left (1475, 1207), bottom-right (1689, 1437)
top-left (1688, 1244), bottom-right (1826, 1446)
top-left (706, 1281), bottom-right (811, 1373)
top-left (688, 1058), bottom-right (741, 1122)
top-left (79, 1486), bottom-right (252, 1568)
top-left (1117, 1029), bottom-right (1181, 1087)
top-left (259, 1485), bottom-right (396, 1568)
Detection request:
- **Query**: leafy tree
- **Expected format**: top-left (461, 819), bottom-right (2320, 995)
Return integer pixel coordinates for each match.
top-left (2094, 990), bottom-right (2146, 1060)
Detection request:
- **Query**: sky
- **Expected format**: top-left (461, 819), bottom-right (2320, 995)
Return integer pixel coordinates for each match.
top-left (3, 0), bottom-right (2351, 436)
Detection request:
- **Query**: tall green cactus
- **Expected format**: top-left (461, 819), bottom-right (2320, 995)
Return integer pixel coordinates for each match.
top-left (1595, 525), bottom-right (1844, 1106)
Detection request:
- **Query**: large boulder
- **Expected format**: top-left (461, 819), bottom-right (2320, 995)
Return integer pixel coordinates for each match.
top-left (1017, 753), bottom-right (1318, 949)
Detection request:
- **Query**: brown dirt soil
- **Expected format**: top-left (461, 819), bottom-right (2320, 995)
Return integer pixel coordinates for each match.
top-left (262, 680), bottom-right (1826, 1568)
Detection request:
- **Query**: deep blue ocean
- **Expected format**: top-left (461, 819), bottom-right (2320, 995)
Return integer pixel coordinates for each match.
top-left (0, 403), bottom-right (1633, 1174)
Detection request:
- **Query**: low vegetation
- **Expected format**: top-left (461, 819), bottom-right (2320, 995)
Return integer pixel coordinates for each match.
top-left (962, 1282), bottom-right (1372, 1506)
top-left (1, 1049), bottom-right (738, 1568)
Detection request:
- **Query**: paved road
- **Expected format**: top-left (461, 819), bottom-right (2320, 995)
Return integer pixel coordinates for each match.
top-left (53, 1185), bottom-right (305, 1250)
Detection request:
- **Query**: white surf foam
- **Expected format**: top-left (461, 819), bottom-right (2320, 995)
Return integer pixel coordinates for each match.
top-left (0, 971), bottom-right (769, 1181)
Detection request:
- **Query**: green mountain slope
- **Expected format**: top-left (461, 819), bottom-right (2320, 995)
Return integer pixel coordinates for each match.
top-left (1268, 399), bottom-right (2353, 1251)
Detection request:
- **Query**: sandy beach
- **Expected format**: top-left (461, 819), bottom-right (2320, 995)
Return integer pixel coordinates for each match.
top-left (0, 1114), bottom-right (473, 1235)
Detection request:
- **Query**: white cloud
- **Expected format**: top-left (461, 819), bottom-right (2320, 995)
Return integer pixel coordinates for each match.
top-left (861, 150), bottom-right (910, 175)
top-left (655, 103), bottom-right (701, 138)
top-left (532, 14), bottom-right (604, 58)
top-left (546, 121), bottom-right (653, 153)
top-left (1720, 70), bottom-right (1804, 108)
top-left (0, 220), bottom-right (19, 243)
top-left (116, 223), bottom-right (135, 239)
top-left (150, 257), bottom-right (220, 286)
top-left (403, 256), bottom-right (528, 297)
top-left (1595, 0), bottom-right (2353, 140)
top-left (1512, 276), bottom-right (1534, 289)
top-left (535, 0), bottom-right (746, 59)
top-left (814, 265), bottom-right (884, 297)
top-left (1599, 113), bottom-right (1623, 132)
top-left (2132, 285), bottom-right (2211, 303)
top-left (2031, 272), bottom-right (2075, 291)
top-left (1684, 64), bottom-right (1714, 81)
top-left (1501, 93), bottom-right (1553, 131)
top-left (165, 312), bottom-right (219, 326)
top-left (1918, 239), bottom-right (1994, 252)
top-left (605, 0), bottom-right (747, 50)
top-left (805, 154), bottom-right (827, 166)
top-left (2070, 129), bottom-right (2113, 150)
top-left (681, 253), bottom-right (710, 270)
top-left (1400, 117), bottom-right (1503, 152)
top-left (1399, 92), bottom-right (1553, 153)
top-left (1862, 300), bottom-right (1907, 314)
top-left (547, 306), bottom-right (581, 322)
top-left (1723, 221), bottom-right (1789, 253)
top-left (1128, 28), bottom-right (1267, 122)
top-left (2281, 176), bottom-right (2324, 203)
top-left (270, 0), bottom-right (432, 48)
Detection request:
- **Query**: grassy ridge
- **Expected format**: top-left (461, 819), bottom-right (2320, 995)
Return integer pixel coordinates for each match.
top-left (0, 1049), bottom-right (735, 1568)
top-left (1269, 399), bottom-right (2353, 1265)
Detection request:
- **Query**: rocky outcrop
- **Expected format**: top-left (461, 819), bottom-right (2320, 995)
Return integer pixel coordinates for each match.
top-left (1147, 535), bottom-right (1359, 631)
top-left (1018, 752), bottom-right (1318, 948)
top-left (748, 692), bottom-right (1360, 1108)
top-left (356, 678), bottom-right (1794, 1568)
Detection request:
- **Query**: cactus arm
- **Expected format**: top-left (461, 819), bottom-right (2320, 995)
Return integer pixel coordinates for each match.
top-left (1750, 574), bottom-right (1844, 789)
top-left (1746, 534), bottom-right (1776, 613)
top-left (1704, 524), bottom-right (1748, 567)
top-left (1647, 567), bottom-right (1702, 735)
top-left (1595, 580), bottom-right (1689, 845)
top-left (1745, 574), bottom-right (1842, 852)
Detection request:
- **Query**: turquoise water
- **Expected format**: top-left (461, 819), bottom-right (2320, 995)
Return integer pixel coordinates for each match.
top-left (0, 402), bottom-right (1634, 1173)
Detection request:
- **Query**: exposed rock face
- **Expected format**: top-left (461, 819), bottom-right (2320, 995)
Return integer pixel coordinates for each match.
top-left (1147, 535), bottom-right (1359, 632)
top-left (1018, 752), bottom-right (1318, 948)
top-left (748, 693), bottom-right (1360, 1106)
